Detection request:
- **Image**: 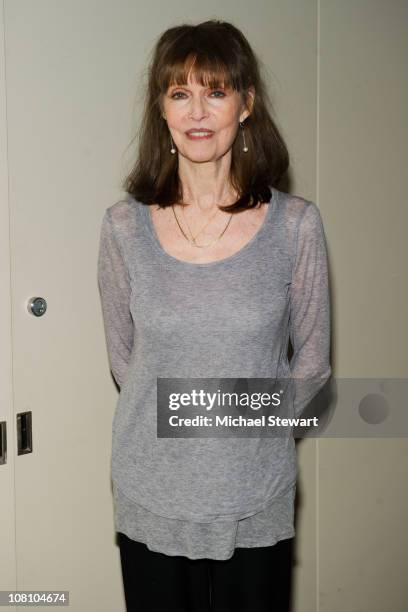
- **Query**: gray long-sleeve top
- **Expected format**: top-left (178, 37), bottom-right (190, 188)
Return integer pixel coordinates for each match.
top-left (97, 186), bottom-right (331, 559)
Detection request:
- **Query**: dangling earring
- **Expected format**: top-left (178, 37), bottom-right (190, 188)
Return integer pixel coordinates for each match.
top-left (170, 133), bottom-right (176, 154)
top-left (163, 113), bottom-right (176, 154)
top-left (239, 121), bottom-right (248, 152)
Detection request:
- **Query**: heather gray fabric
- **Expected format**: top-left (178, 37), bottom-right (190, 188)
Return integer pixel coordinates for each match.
top-left (97, 186), bottom-right (331, 559)
top-left (112, 479), bottom-right (296, 560)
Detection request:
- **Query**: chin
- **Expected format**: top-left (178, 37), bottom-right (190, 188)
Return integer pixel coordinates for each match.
top-left (181, 152), bottom-right (219, 163)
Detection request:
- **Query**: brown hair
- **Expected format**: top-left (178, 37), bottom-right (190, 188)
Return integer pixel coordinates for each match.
top-left (122, 20), bottom-right (289, 212)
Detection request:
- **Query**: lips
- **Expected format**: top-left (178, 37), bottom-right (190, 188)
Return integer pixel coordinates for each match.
top-left (185, 128), bottom-right (214, 134)
top-left (185, 128), bottom-right (215, 140)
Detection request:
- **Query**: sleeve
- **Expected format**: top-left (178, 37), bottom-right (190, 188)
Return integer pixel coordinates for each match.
top-left (289, 201), bottom-right (332, 417)
top-left (97, 208), bottom-right (134, 389)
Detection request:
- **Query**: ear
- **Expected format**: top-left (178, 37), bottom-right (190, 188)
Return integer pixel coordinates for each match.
top-left (239, 86), bottom-right (255, 123)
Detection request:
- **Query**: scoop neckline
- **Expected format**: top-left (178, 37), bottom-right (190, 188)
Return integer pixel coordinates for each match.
top-left (140, 188), bottom-right (276, 269)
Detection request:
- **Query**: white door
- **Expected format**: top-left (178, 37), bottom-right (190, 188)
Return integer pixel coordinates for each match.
top-left (0, 1), bottom-right (20, 604)
top-left (1, 2), bottom-right (128, 610)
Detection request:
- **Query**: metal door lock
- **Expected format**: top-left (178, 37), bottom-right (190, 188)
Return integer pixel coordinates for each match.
top-left (28, 297), bottom-right (47, 317)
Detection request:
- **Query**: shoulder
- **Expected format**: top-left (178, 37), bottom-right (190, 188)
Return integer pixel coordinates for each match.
top-left (102, 195), bottom-right (139, 239)
top-left (273, 187), bottom-right (319, 222)
top-left (106, 195), bottom-right (136, 224)
top-left (269, 188), bottom-right (328, 268)
top-left (272, 187), bottom-right (325, 237)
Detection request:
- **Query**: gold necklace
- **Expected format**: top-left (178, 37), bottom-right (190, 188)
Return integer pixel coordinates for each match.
top-left (181, 204), bottom-right (220, 242)
top-left (171, 204), bottom-right (234, 248)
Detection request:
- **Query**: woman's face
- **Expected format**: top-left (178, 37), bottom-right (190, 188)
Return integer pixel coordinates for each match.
top-left (161, 73), bottom-right (254, 163)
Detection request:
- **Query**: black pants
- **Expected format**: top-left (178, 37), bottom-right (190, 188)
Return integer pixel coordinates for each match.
top-left (118, 532), bottom-right (293, 612)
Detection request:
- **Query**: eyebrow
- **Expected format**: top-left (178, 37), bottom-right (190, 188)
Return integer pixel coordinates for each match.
top-left (168, 83), bottom-right (228, 90)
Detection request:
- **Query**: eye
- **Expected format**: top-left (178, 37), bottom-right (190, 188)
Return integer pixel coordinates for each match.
top-left (170, 89), bottom-right (225, 100)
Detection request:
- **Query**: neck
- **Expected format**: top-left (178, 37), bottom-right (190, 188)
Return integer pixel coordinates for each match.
top-left (177, 152), bottom-right (237, 213)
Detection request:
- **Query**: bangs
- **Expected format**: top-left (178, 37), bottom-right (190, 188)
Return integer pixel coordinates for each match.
top-left (159, 52), bottom-right (244, 94)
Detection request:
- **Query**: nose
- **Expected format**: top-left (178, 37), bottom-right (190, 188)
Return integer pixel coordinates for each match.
top-left (188, 94), bottom-right (209, 121)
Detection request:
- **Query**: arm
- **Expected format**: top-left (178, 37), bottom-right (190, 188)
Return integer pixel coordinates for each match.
top-left (289, 201), bottom-right (331, 417)
top-left (97, 208), bottom-right (134, 389)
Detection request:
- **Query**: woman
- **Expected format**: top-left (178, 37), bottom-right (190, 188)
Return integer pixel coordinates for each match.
top-left (97, 19), bottom-right (331, 612)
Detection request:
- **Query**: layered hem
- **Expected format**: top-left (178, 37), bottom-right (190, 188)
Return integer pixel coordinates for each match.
top-left (113, 480), bottom-right (296, 561)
